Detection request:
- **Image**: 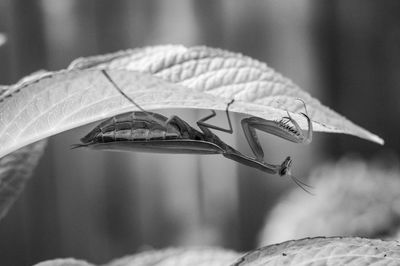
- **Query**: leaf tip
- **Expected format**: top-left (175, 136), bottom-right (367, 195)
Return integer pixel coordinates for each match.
top-left (372, 135), bottom-right (385, 145)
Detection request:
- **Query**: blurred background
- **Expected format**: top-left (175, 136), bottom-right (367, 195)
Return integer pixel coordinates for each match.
top-left (0, 0), bottom-right (399, 265)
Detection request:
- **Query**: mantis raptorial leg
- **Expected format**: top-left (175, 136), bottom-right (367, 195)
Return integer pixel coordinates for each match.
top-left (241, 99), bottom-right (313, 161)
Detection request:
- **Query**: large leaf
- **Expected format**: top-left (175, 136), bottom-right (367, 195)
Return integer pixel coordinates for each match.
top-left (0, 46), bottom-right (383, 158)
top-left (70, 45), bottom-right (384, 145)
top-left (233, 237), bottom-right (400, 265)
top-left (0, 68), bottom-right (305, 158)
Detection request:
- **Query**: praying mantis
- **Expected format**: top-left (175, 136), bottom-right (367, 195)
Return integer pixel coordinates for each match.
top-left (75, 70), bottom-right (313, 193)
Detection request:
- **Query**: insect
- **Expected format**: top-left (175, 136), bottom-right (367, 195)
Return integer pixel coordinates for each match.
top-left (74, 70), bottom-right (313, 193)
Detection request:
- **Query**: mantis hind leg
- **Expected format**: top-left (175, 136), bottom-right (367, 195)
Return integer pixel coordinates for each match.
top-left (197, 99), bottom-right (234, 134)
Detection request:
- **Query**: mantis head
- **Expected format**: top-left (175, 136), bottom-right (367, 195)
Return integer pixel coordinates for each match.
top-left (279, 156), bottom-right (314, 195)
top-left (279, 156), bottom-right (293, 176)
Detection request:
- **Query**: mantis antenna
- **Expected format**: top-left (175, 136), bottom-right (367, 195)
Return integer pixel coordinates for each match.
top-left (101, 70), bottom-right (155, 119)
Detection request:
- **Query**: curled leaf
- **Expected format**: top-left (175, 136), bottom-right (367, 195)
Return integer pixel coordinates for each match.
top-left (233, 237), bottom-right (400, 265)
top-left (0, 45), bottom-right (384, 158)
top-left (0, 69), bottom-right (259, 158)
top-left (70, 45), bottom-right (384, 145)
top-left (0, 68), bottom-right (362, 159)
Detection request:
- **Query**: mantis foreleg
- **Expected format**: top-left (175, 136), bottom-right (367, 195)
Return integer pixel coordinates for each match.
top-left (241, 99), bottom-right (313, 160)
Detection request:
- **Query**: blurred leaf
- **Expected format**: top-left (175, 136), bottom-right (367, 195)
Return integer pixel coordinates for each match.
top-left (33, 258), bottom-right (94, 266)
top-left (32, 238), bottom-right (400, 265)
top-left (106, 247), bottom-right (239, 266)
top-left (0, 140), bottom-right (47, 220)
top-left (0, 33), bottom-right (6, 46)
top-left (70, 45), bottom-right (384, 145)
top-left (258, 157), bottom-right (400, 246)
top-left (32, 247), bottom-right (238, 266)
top-left (233, 237), bottom-right (400, 265)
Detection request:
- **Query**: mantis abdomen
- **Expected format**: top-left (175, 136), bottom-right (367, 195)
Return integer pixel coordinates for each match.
top-left (77, 111), bottom-right (225, 155)
top-left (80, 111), bottom-right (182, 144)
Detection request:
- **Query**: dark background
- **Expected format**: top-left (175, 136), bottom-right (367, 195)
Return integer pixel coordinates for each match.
top-left (0, 0), bottom-right (398, 265)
